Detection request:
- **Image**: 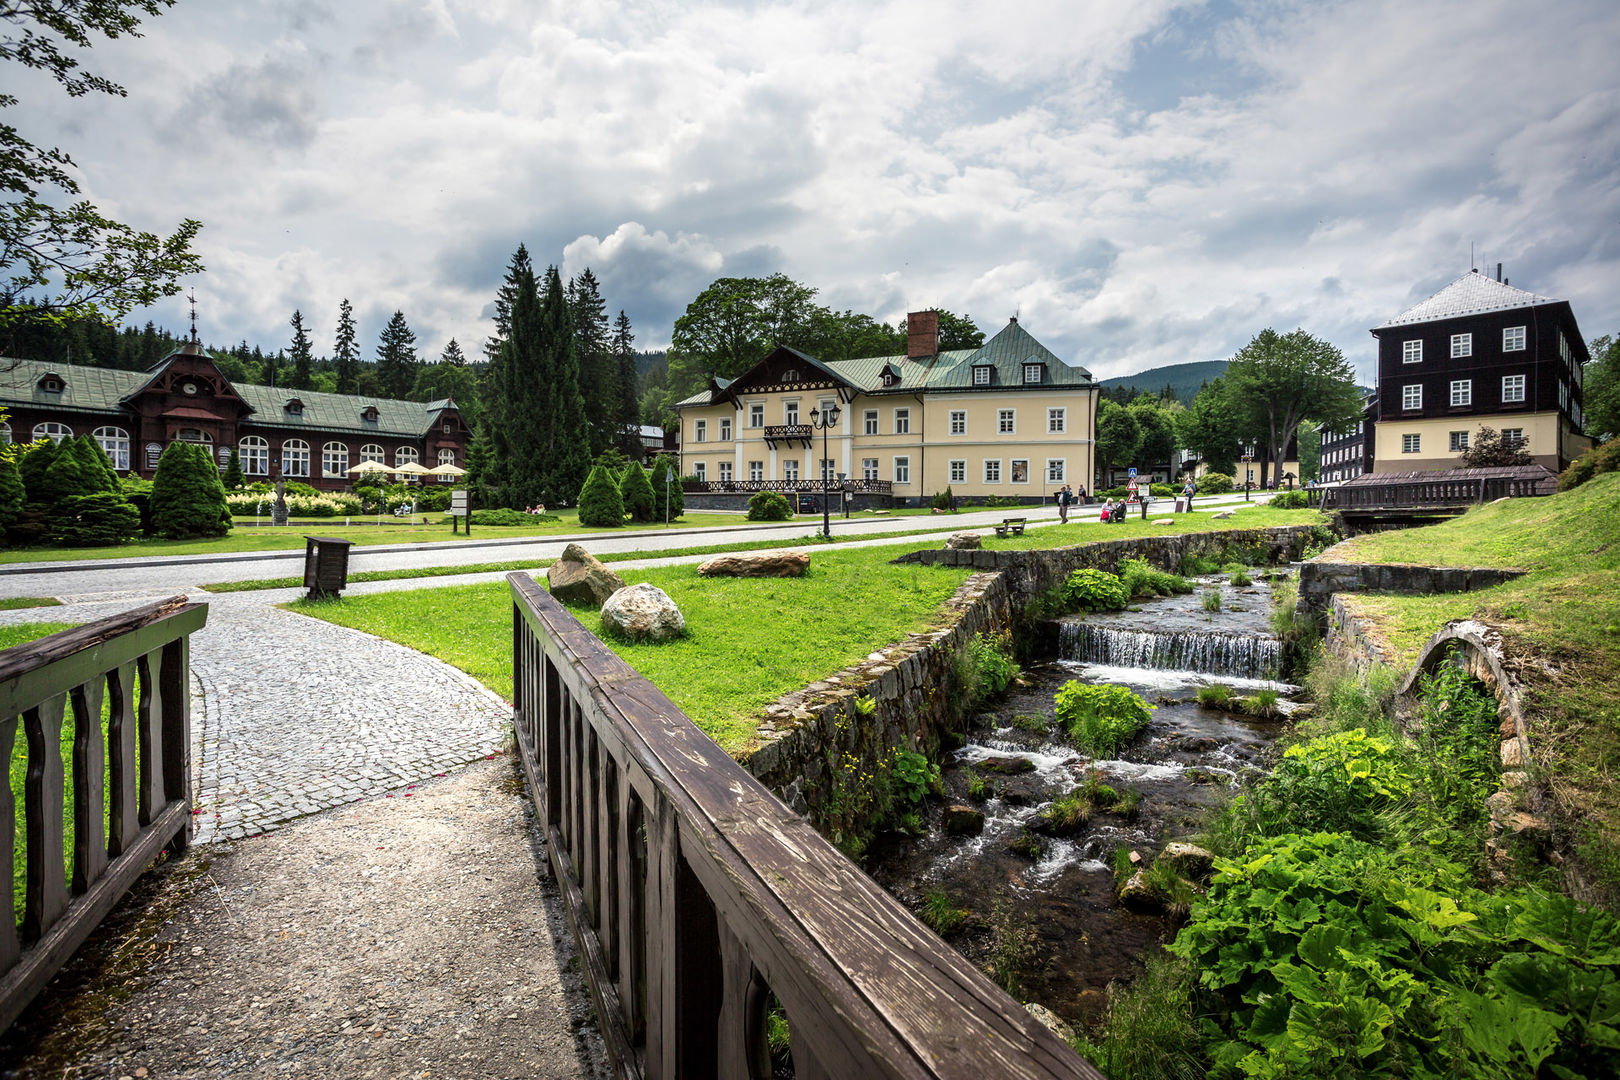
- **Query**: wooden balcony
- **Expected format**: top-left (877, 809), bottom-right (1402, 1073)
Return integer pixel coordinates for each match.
top-left (763, 424), bottom-right (813, 448)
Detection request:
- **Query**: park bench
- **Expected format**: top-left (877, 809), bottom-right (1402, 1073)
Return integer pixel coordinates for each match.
top-left (994, 517), bottom-right (1027, 538)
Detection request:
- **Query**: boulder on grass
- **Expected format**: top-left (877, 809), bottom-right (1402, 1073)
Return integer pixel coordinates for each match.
top-left (1118, 870), bottom-right (1162, 912)
top-left (1159, 841), bottom-right (1215, 881)
top-left (945, 532), bottom-right (982, 550)
top-left (942, 805), bottom-right (985, 836)
top-left (696, 551), bottom-right (810, 578)
top-left (601, 583), bottom-right (685, 643)
top-left (547, 543), bottom-right (626, 606)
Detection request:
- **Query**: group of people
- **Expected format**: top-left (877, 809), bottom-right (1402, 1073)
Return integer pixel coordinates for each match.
top-left (1054, 484), bottom-right (1088, 523)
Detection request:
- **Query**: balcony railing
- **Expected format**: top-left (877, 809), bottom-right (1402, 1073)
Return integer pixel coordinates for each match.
top-left (762, 424), bottom-right (813, 447)
top-left (683, 479), bottom-right (893, 494)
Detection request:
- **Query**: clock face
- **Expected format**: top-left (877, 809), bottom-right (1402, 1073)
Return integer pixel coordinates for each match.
top-left (182, 382), bottom-right (198, 395)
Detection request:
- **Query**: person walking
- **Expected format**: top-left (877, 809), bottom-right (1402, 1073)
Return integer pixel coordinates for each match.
top-left (1058, 484), bottom-right (1071, 523)
top-left (1182, 476), bottom-right (1197, 512)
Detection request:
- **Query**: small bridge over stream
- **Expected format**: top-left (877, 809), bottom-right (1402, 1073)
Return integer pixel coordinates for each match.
top-left (1318, 465), bottom-right (1556, 531)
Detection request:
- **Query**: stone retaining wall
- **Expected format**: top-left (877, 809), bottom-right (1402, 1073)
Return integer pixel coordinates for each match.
top-left (1299, 556), bottom-right (1523, 618)
top-left (744, 524), bottom-right (1320, 845)
top-left (1324, 594), bottom-right (1389, 669)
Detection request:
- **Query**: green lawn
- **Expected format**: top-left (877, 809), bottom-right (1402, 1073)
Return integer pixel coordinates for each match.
top-left (289, 544), bottom-right (973, 754)
top-left (982, 504), bottom-right (1328, 550)
top-left (0, 509), bottom-right (773, 565)
top-left (0, 597), bottom-right (62, 610)
top-left (1324, 473), bottom-right (1620, 898)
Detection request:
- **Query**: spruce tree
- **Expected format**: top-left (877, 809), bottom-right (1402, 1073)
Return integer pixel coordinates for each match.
top-left (576, 463), bottom-right (624, 526)
top-left (539, 265), bottom-right (591, 505)
top-left (151, 442), bottom-right (231, 539)
top-left (441, 338), bottom-right (466, 366)
top-left (612, 311), bottom-right (641, 455)
top-left (333, 298), bottom-right (360, 394)
top-left (481, 245), bottom-right (533, 478)
top-left (222, 446), bottom-right (244, 490)
top-left (17, 437), bottom-right (58, 505)
top-left (42, 436), bottom-right (107, 501)
top-left (619, 461), bottom-right (655, 522)
top-left (375, 310), bottom-right (419, 399)
top-left (499, 264), bottom-right (548, 510)
top-left (288, 309), bottom-right (315, 390)
top-left (650, 458), bottom-right (683, 522)
top-left (0, 455), bottom-right (23, 532)
top-left (570, 269), bottom-right (616, 456)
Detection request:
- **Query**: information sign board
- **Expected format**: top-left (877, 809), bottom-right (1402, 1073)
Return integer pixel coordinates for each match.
top-left (450, 490), bottom-right (469, 517)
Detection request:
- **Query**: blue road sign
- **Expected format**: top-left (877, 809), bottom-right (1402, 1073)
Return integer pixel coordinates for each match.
top-left (1127, 467), bottom-right (1137, 478)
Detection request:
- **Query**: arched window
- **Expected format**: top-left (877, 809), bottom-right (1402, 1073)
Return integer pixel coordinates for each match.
top-left (282, 438), bottom-right (310, 477)
top-left (395, 446), bottom-right (418, 467)
top-left (322, 441), bottom-right (349, 478)
top-left (437, 447), bottom-right (456, 482)
top-left (32, 422), bottom-right (72, 443)
top-left (93, 426), bottom-right (130, 471)
top-left (360, 443), bottom-right (384, 465)
top-left (239, 436), bottom-right (269, 476)
top-left (176, 428), bottom-right (213, 443)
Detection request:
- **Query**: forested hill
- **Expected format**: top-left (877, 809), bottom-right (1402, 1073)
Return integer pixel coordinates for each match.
top-left (1099, 359), bottom-right (1228, 402)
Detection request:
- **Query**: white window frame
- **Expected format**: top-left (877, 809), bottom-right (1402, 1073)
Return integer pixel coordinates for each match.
top-left (864, 409), bottom-right (879, 436)
top-left (239, 436), bottom-right (269, 476)
top-left (1502, 428), bottom-right (1525, 448)
top-left (1502, 374), bottom-right (1525, 403)
top-left (973, 366), bottom-right (991, 386)
top-left (1449, 431), bottom-right (1469, 452)
top-left (395, 445), bottom-right (418, 468)
top-left (1047, 407), bottom-right (1066, 434)
top-left (894, 408), bottom-right (910, 435)
top-left (437, 447), bottom-right (456, 481)
top-left (862, 458), bottom-right (878, 481)
top-left (748, 460), bottom-right (763, 482)
top-left (893, 456), bottom-right (910, 485)
top-left (719, 417), bottom-right (732, 441)
top-left (782, 460), bottom-right (798, 483)
top-left (1403, 340), bottom-right (1422, 363)
top-left (93, 426), bottom-right (130, 471)
top-left (1010, 458), bottom-right (1029, 484)
top-left (1451, 333), bottom-right (1472, 358)
top-left (1503, 326), bottom-right (1526, 352)
top-left (749, 403), bottom-right (764, 428)
top-left (360, 443), bottom-right (385, 465)
top-left (1450, 380), bottom-right (1471, 407)
top-left (948, 410), bottom-right (966, 435)
top-left (1023, 364), bottom-right (1042, 385)
top-left (323, 441), bottom-right (350, 478)
top-left (693, 462), bottom-right (706, 481)
top-left (718, 461), bottom-right (733, 483)
top-left (784, 400), bottom-right (800, 426)
top-left (1403, 384), bottom-right (1422, 410)
top-left (282, 439), bottom-right (310, 478)
top-left (983, 459), bottom-right (1001, 484)
top-left (694, 419), bottom-right (707, 443)
top-left (998, 409), bottom-right (1016, 434)
top-left (1402, 433), bottom-right (1421, 454)
top-left (32, 421), bottom-right (72, 443)
top-left (1046, 458), bottom-right (1065, 482)
top-left (948, 459), bottom-right (966, 484)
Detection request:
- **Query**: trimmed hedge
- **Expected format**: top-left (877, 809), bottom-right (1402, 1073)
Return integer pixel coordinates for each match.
top-left (620, 465), bottom-right (656, 523)
top-left (151, 442), bottom-right (232, 539)
top-left (746, 490), bottom-right (793, 521)
top-left (50, 491), bottom-right (141, 546)
top-left (577, 464), bottom-right (626, 526)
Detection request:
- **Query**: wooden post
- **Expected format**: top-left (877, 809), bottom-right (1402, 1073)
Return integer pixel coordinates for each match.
top-left (70, 678), bottom-right (108, 893)
top-left (107, 662), bottom-right (139, 857)
top-left (135, 652), bottom-right (164, 828)
top-left (0, 715), bottom-right (18, 971)
top-left (22, 696), bottom-right (68, 942)
top-left (160, 637), bottom-right (192, 851)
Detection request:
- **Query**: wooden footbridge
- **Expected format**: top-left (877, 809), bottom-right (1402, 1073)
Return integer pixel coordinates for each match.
top-left (1318, 466), bottom-right (1557, 531)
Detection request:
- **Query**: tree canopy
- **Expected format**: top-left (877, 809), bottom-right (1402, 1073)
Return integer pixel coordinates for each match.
top-left (1222, 328), bottom-right (1363, 487)
top-left (1585, 334), bottom-right (1618, 444)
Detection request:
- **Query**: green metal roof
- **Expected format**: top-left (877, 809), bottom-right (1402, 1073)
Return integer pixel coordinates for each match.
top-left (0, 356), bottom-right (456, 436)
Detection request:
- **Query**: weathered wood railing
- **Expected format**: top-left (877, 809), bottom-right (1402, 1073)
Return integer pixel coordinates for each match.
top-left (509, 574), bottom-right (1099, 1080)
top-left (0, 595), bottom-right (207, 1032)
top-left (1321, 474), bottom-right (1552, 512)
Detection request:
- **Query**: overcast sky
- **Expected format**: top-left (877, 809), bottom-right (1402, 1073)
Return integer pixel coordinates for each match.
top-left (15, 0), bottom-right (1620, 381)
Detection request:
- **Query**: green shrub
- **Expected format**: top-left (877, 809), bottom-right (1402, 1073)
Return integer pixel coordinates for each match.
top-left (17, 438), bottom-right (58, 505)
top-left (1556, 437), bottom-right (1620, 491)
top-left (1063, 568), bottom-right (1128, 611)
top-left (414, 485), bottom-right (453, 512)
top-left (1179, 551), bottom-right (1223, 576)
top-left (470, 507), bottom-right (555, 526)
top-left (1300, 648), bottom-right (1399, 739)
top-left (1196, 684), bottom-right (1234, 709)
top-left (1055, 682), bottom-right (1154, 756)
top-left (1118, 557), bottom-right (1192, 598)
top-left (1269, 487), bottom-right (1311, 509)
top-left (0, 455), bottom-right (23, 533)
top-left (983, 493), bottom-right (1024, 508)
top-left (651, 459), bottom-right (684, 521)
top-left (893, 750), bottom-right (941, 810)
top-left (953, 631), bottom-right (1019, 709)
top-left (221, 447), bottom-right (244, 490)
top-left (1236, 688), bottom-right (1282, 719)
top-left (1199, 471), bottom-right (1233, 495)
top-left (620, 465), bottom-right (655, 522)
top-left (1410, 653), bottom-right (1504, 868)
top-left (919, 888), bottom-right (968, 937)
top-left (120, 476), bottom-right (154, 536)
top-left (1200, 589), bottom-right (1222, 612)
top-left (282, 480), bottom-right (319, 498)
top-left (1150, 482), bottom-right (1177, 497)
top-left (1249, 728), bottom-right (1412, 841)
top-left (931, 486), bottom-right (954, 511)
top-left (150, 442), bottom-right (231, 539)
top-left (48, 491), bottom-right (140, 546)
top-left (42, 435), bottom-right (116, 503)
top-left (746, 490), bottom-right (793, 521)
top-left (576, 464), bottom-right (625, 526)
top-left (1229, 567), bottom-right (1253, 587)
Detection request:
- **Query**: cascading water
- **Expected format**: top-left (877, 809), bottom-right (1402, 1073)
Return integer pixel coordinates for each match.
top-left (1059, 622), bottom-right (1282, 680)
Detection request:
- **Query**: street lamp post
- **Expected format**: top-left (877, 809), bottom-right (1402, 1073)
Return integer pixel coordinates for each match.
top-left (808, 401), bottom-right (841, 540)
top-left (1242, 451), bottom-right (1255, 502)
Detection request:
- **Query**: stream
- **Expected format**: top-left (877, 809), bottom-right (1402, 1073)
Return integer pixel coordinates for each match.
top-left (866, 573), bottom-right (1299, 1030)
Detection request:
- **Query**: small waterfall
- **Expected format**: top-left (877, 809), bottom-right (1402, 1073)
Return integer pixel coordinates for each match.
top-left (1059, 621), bottom-right (1282, 681)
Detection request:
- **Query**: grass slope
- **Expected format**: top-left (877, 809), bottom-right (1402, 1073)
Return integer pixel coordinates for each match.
top-left (1330, 472), bottom-right (1620, 897)
top-left (290, 545), bottom-right (972, 754)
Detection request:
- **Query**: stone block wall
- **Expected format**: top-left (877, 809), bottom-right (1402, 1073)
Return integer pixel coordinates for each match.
top-left (1299, 559), bottom-right (1524, 619)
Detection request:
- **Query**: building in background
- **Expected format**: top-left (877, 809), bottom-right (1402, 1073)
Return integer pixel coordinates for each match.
top-left (1370, 269), bottom-right (1590, 473)
top-left (1320, 393), bottom-right (1377, 484)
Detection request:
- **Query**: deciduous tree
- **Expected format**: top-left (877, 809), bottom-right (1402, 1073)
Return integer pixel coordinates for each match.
top-left (1223, 329), bottom-right (1363, 488)
top-left (1585, 334), bottom-right (1618, 444)
top-left (1095, 400), bottom-right (1141, 484)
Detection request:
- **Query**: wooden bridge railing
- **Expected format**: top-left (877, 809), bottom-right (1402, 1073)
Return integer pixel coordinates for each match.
top-left (0, 595), bottom-right (207, 1032)
top-left (1320, 474), bottom-right (1552, 512)
top-left (509, 574), bottom-right (1098, 1080)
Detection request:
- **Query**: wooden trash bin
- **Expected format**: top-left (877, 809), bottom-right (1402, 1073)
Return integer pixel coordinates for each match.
top-left (303, 536), bottom-right (354, 600)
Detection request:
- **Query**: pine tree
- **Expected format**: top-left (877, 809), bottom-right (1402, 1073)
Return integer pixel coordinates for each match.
top-left (375, 310), bottom-right (419, 399)
top-left (42, 436), bottom-right (109, 501)
top-left (539, 266), bottom-right (591, 506)
top-left (650, 457), bottom-right (683, 522)
top-left (613, 311), bottom-right (641, 455)
top-left (570, 269), bottom-right (616, 457)
top-left (0, 455), bottom-right (24, 532)
top-left (480, 245), bottom-right (533, 472)
top-left (263, 348), bottom-right (282, 388)
top-left (151, 442), bottom-right (231, 539)
top-left (497, 263), bottom-right (548, 510)
top-left (17, 437), bottom-right (58, 505)
top-left (222, 447), bottom-right (244, 490)
top-left (333, 298), bottom-right (360, 394)
top-left (484, 244), bottom-right (532, 366)
top-left (288, 309), bottom-right (315, 390)
top-left (576, 463), bottom-right (624, 526)
top-left (619, 461), bottom-right (655, 522)
top-left (442, 338), bottom-right (466, 366)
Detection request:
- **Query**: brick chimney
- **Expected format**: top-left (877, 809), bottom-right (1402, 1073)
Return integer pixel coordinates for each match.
top-left (906, 310), bottom-right (939, 359)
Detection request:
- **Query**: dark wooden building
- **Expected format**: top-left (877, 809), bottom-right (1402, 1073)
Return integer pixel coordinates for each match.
top-left (1320, 393), bottom-right (1376, 484)
top-left (0, 341), bottom-right (469, 487)
top-left (1370, 269), bottom-right (1591, 473)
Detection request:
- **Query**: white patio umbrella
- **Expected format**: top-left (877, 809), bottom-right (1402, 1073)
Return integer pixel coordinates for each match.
top-left (427, 463), bottom-right (467, 477)
top-left (392, 462), bottom-right (432, 476)
top-left (347, 460), bottom-right (392, 477)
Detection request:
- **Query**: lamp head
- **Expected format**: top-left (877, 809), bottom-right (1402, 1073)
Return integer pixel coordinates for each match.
top-left (809, 405), bottom-right (820, 424)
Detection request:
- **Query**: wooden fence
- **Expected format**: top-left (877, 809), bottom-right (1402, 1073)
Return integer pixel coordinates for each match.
top-left (1320, 473), bottom-right (1553, 512)
top-left (0, 595), bottom-right (207, 1032)
top-left (509, 574), bottom-right (1099, 1080)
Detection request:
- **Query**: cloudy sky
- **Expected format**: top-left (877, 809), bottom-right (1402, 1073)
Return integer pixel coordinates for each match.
top-left (16, 0), bottom-right (1620, 381)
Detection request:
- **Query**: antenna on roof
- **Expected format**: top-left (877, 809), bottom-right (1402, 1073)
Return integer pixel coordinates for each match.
top-left (187, 289), bottom-right (200, 343)
top-left (1470, 242), bottom-right (1475, 271)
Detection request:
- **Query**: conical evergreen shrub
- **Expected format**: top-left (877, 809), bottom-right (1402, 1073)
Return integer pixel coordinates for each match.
top-left (0, 456), bottom-right (24, 533)
top-left (50, 492), bottom-right (141, 546)
top-left (576, 463), bottom-right (625, 526)
top-left (42, 435), bottom-right (110, 502)
top-left (650, 459), bottom-right (684, 522)
top-left (17, 438), bottom-right (59, 505)
top-left (151, 442), bottom-right (232, 539)
top-left (222, 447), bottom-right (244, 490)
top-left (620, 463), bottom-right (655, 522)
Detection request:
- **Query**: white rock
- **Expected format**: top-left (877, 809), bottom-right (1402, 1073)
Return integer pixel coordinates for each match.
top-left (601, 583), bottom-right (686, 643)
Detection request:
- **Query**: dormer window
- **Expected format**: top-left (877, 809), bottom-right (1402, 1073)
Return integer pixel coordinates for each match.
top-left (782, 369), bottom-right (800, 384)
top-left (881, 371), bottom-right (897, 387)
top-left (1023, 363), bottom-right (1044, 385)
top-left (361, 406), bottom-right (379, 423)
top-left (284, 399), bottom-right (304, 415)
top-left (37, 374), bottom-right (63, 394)
top-left (972, 366), bottom-right (992, 387)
